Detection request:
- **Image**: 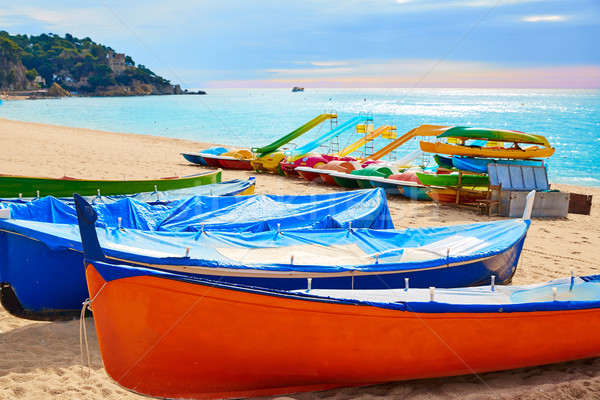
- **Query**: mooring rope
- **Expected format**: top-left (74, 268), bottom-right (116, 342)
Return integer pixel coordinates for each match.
top-left (79, 281), bottom-right (107, 378)
top-left (522, 248), bottom-right (600, 267)
top-left (79, 299), bottom-right (92, 379)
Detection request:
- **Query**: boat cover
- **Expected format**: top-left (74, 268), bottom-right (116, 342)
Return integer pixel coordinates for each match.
top-left (0, 188), bottom-right (393, 232)
top-left (0, 179), bottom-right (254, 204)
top-left (0, 218), bottom-right (529, 272)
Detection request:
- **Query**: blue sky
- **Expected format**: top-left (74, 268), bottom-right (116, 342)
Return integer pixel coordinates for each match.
top-left (1, 0), bottom-right (599, 89)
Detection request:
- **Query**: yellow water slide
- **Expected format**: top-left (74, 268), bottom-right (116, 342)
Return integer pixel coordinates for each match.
top-left (369, 124), bottom-right (450, 160)
top-left (333, 125), bottom-right (396, 157)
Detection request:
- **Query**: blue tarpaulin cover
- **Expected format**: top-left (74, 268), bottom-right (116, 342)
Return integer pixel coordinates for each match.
top-left (0, 188), bottom-right (393, 232)
top-left (0, 217), bottom-right (529, 273)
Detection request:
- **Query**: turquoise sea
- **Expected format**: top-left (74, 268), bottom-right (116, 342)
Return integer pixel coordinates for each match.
top-left (1, 88), bottom-right (599, 187)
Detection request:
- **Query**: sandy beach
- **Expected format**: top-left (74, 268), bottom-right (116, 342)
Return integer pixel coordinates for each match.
top-left (1, 116), bottom-right (600, 399)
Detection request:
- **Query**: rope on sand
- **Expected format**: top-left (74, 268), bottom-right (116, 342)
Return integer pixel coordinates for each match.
top-left (522, 248), bottom-right (600, 268)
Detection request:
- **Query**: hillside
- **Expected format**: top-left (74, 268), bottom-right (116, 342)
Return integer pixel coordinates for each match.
top-left (0, 31), bottom-right (202, 96)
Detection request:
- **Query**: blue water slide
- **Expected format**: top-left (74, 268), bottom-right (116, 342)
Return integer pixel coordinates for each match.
top-left (284, 115), bottom-right (371, 158)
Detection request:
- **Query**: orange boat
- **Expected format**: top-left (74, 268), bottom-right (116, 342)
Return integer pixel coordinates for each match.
top-left (426, 186), bottom-right (488, 204)
top-left (420, 141), bottom-right (555, 159)
top-left (85, 258), bottom-right (600, 400)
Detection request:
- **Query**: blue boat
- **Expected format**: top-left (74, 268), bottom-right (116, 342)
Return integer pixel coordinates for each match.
top-left (0, 190), bottom-right (533, 318)
top-left (0, 189), bottom-right (394, 317)
top-left (434, 154), bottom-right (454, 169)
top-left (181, 146), bottom-right (229, 166)
top-left (452, 157), bottom-right (545, 174)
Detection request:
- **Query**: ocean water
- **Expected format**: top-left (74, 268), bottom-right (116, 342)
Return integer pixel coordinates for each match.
top-left (1, 88), bottom-right (599, 187)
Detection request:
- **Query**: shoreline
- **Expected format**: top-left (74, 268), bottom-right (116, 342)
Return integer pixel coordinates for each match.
top-left (0, 117), bottom-right (599, 399)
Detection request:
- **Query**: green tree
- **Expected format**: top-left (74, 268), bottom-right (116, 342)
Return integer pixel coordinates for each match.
top-left (0, 37), bottom-right (22, 60)
top-left (25, 68), bottom-right (38, 80)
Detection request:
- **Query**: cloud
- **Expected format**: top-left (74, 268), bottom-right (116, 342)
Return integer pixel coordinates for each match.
top-left (522, 15), bottom-right (567, 22)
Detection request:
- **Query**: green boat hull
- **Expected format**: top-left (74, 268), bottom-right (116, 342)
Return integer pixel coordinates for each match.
top-left (416, 172), bottom-right (488, 187)
top-left (332, 165), bottom-right (394, 189)
top-left (0, 170), bottom-right (222, 198)
top-left (331, 175), bottom-right (362, 188)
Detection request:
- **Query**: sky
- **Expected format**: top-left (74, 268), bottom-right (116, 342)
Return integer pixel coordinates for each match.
top-left (1, 0), bottom-right (599, 89)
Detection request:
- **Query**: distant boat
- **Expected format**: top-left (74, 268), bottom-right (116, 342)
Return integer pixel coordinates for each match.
top-left (291, 87), bottom-right (304, 92)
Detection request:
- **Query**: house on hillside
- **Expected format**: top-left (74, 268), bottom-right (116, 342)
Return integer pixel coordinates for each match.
top-left (107, 50), bottom-right (126, 74)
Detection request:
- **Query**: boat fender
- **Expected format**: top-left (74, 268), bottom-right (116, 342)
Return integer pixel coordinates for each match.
top-left (0, 208), bottom-right (10, 219)
top-left (522, 190), bottom-right (536, 220)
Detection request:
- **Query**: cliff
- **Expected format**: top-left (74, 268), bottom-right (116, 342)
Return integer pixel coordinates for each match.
top-left (0, 31), bottom-right (203, 96)
top-left (0, 38), bottom-right (36, 91)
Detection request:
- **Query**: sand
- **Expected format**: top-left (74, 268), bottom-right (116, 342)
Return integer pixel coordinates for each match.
top-left (1, 116), bottom-right (600, 399)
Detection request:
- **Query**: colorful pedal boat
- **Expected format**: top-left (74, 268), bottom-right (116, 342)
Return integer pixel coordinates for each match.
top-left (330, 165), bottom-right (395, 188)
top-left (85, 257), bottom-right (600, 400)
top-left (181, 146), bottom-right (229, 166)
top-left (0, 170), bottom-right (222, 198)
top-left (250, 151), bottom-right (287, 175)
top-left (196, 149), bottom-right (254, 170)
top-left (368, 173), bottom-right (432, 201)
top-left (296, 160), bottom-right (364, 185)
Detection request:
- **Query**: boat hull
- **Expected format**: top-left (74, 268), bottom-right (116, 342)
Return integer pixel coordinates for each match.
top-left (427, 187), bottom-right (487, 204)
top-left (217, 157), bottom-right (254, 170)
top-left (296, 169), bottom-right (323, 182)
top-left (0, 170), bottom-right (222, 198)
top-left (181, 147), bottom-right (229, 166)
top-left (86, 261), bottom-right (600, 400)
top-left (370, 180), bottom-right (431, 201)
top-left (421, 141), bottom-right (555, 159)
top-left (416, 172), bottom-right (489, 187)
top-left (331, 175), bottom-right (361, 188)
